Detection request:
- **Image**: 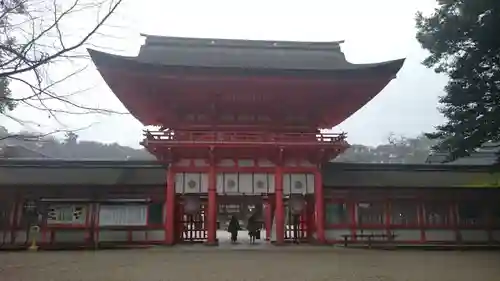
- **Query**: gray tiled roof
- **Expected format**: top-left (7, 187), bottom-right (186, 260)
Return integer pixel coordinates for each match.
top-left (426, 143), bottom-right (500, 165)
top-left (0, 159), bottom-right (496, 188)
top-left (92, 34), bottom-right (405, 72)
top-left (136, 35), bottom-right (355, 70)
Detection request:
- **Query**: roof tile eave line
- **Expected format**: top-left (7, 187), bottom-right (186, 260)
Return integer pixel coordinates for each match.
top-left (350, 58), bottom-right (405, 72)
top-left (87, 48), bottom-right (140, 67)
top-left (88, 45), bottom-right (406, 71)
top-left (88, 49), bottom-right (406, 77)
top-left (323, 162), bottom-right (495, 172)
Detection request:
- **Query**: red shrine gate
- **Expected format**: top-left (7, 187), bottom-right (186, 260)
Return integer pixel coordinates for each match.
top-left (147, 132), bottom-right (347, 245)
top-left (88, 35), bottom-right (404, 245)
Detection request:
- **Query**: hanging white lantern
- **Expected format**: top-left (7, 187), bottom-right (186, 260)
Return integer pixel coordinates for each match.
top-left (289, 195), bottom-right (305, 215)
top-left (184, 196), bottom-right (200, 214)
top-left (24, 200), bottom-right (37, 212)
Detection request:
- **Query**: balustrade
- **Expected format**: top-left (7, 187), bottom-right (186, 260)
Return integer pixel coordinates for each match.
top-left (143, 130), bottom-right (346, 145)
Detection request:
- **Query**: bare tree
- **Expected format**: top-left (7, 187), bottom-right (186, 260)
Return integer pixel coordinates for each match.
top-left (0, 0), bottom-right (125, 141)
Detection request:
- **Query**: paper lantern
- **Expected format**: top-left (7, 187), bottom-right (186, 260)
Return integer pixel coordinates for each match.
top-left (289, 195), bottom-right (305, 214)
top-left (184, 196), bottom-right (200, 214)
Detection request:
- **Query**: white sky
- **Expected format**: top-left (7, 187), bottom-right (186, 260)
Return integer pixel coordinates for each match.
top-left (3, 0), bottom-right (446, 148)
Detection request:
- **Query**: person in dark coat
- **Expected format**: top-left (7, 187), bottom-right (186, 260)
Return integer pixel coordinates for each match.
top-left (292, 213), bottom-right (300, 244)
top-left (227, 215), bottom-right (240, 244)
top-left (247, 214), bottom-right (260, 244)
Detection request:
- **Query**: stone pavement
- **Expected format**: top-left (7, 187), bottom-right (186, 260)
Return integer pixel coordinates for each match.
top-left (1, 246), bottom-right (500, 281)
top-left (215, 229), bottom-right (270, 250)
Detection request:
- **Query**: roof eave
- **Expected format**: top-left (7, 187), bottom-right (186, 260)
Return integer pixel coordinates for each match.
top-left (88, 48), bottom-right (405, 78)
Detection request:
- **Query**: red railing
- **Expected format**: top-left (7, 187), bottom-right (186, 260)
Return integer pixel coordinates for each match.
top-left (143, 130), bottom-right (347, 145)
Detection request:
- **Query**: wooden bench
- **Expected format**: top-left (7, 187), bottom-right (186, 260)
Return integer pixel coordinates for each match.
top-left (341, 233), bottom-right (397, 248)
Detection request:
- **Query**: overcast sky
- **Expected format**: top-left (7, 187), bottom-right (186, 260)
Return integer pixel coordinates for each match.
top-left (3, 0), bottom-right (447, 148)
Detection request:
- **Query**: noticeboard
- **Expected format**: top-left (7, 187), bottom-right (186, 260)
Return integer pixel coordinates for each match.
top-left (98, 205), bottom-right (147, 226)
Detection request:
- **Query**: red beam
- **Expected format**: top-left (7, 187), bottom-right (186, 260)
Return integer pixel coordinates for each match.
top-left (275, 166), bottom-right (285, 245)
top-left (169, 166), bottom-right (320, 173)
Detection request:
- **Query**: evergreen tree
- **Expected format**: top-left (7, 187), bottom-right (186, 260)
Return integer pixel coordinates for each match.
top-left (416, 0), bottom-right (500, 160)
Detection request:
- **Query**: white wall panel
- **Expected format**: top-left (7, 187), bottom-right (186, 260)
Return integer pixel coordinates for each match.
top-left (283, 173), bottom-right (315, 194)
top-left (216, 173), bottom-right (275, 194)
top-left (238, 173), bottom-right (253, 194)
top-left (216, 173), bottom-right (224, 194)
top-left (218, 159), bottom-right (234, 167)
top-left (460, 230), bottom-right (488, 242)
top-left (306, 173), bottom-right (315, 193)
top-left (184, 173), bottom-right (202, 194)
top-left (200, 173), bottom-right (209, 193)
top-left (98, 205), bottom-right (147, 226)
top-left (175, 173), bottom-right (184, 193)
top-left (175, 172), bottom-right (208, 194)
top-left (223, 173), bottom-right (239, 195)
top-left (267, 174), bottom-right (275, 193)
top-left (253, 173), bottom-right (269, 194)
top-left (258, 159), bottom-right (274, 167)
top-left (238, 159), bottom-right (254, 167)
top-left (194, 159), bottom-right (208, 167)
top-left (175, 159), bottom-right (190, 167)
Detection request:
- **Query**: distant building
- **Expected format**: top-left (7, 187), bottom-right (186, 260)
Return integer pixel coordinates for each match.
top-left (0, 144), bottom-right (52, 159)
top-left (426, 142), bottom-right (500, 165)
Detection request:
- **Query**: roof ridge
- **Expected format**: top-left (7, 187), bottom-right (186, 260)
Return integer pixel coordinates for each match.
top-left (139, 34), bottom-right (345, 50)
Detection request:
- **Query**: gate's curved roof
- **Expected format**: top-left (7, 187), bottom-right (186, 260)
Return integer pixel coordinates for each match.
top-left (88, 35), bottom-right (405, 127)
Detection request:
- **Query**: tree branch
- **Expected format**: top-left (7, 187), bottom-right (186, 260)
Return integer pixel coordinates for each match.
top-left (0, 0), bottom-right (123, 78)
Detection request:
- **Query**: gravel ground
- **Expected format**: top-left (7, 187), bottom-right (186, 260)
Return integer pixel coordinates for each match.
top-left (1, 247), bottom-right (499, 281)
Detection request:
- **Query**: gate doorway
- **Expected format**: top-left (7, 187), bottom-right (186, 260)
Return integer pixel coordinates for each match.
top-left (217, 195), bottom-right (266, 245)
top-left (284, 195), bottom-right (314, 243)
top-left (175, 195), bottom-right (207, 243)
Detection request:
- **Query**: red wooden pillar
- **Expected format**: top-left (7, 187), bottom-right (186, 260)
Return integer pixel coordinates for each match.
top-left (314, 170), bottom-right (326, 243)
top-left (93, 203), bottom-right (100, 249)
top-left (384, 199), bottom-right (391, 235)
top-left (206, 164), bottom-right (217, 245)
top-left (84, 206), bottom-right (91, 245)
top-left (165, 168), bottom-right (176, 245)
top-left (264, 198), bottom-right (272, 241)
top-left (450, 200), bottom-right (460, 243)
top-left (307, 196), bottom-right (315, 242)
top-left (418, 199), bottom-right (426, 243)
top-left (41, 214), bottom-right (47, 246)
top-left (349, 199), bottom-right (357, 240)
top-left (486, 202), bottom-right (494, 244)
top-left (275, 166), bottom-right (285, 245)
top-left (9, 200), bottom-right (18, 245)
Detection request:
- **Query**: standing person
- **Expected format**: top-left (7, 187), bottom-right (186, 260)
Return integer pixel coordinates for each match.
top-left (227, 215), bottom-right (240, 244)
top-left (292, 213), bottom-right (300, 244)
top-left (247, 213), bottom-right (260, 244)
